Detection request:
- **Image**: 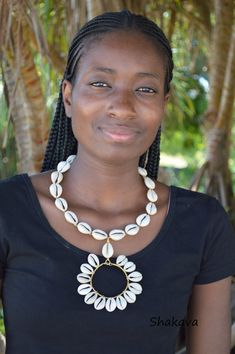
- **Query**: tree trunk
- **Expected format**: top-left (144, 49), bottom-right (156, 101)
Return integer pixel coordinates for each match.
top-left (190, 0), bottom-right (235, 219)
top-left (204, 0), bottom-right (233, 130)
top-left (0, 1), bottom-right (50, 173)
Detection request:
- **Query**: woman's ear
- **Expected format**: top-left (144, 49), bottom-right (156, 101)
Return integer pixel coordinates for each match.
top-left (163, 91), bottom-right (170, 110)
top-left (62, 80), bottom-right (73, 118)
top-left (164, 92), bottom-right (170, 103)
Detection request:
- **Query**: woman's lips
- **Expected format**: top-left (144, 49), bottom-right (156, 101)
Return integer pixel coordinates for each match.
top-left (99, 126), bottom-right (139, 142)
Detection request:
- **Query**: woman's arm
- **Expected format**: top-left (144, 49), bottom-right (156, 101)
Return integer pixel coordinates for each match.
top-left (185, 276), bottom-right (232, 354)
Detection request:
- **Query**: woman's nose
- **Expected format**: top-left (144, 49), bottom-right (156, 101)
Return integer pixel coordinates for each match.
top-left (107, 89), bottom-right (136, 120)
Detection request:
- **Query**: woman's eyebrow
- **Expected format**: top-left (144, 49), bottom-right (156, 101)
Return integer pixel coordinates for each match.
top-left (90, 67), bottom-right (160, 80)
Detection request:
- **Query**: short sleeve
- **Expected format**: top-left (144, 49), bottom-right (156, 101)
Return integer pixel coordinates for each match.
top-left (194, 198), bottom-right (235, 284)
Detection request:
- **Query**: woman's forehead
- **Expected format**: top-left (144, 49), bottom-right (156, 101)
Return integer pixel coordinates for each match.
top-left (82, 29), bottom-right (160, 53)
top-left (79, 31), bottom-right (165, 71)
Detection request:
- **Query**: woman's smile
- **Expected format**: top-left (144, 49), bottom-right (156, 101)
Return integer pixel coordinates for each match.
top-left (98, 124), bottom-right (141, 143)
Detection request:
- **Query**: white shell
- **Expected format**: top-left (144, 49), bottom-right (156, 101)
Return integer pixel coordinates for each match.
top-left (136, 213), bottom-right (150, 227)
top-left (147, 189), bottom-right (158, 202)
top-left (57, 161), bottom-right (70, 173)
top-left (109, 229), bottom-right (126, 240)
top-left (146, 202), bottom-right (157, 215)
top-left (125, 224), bottom-right (140, 236)
top-left (77, 284), bottom-right (92, 295)
top-left (80, 263), bottom-right (93, 274)
top-left (51, 171), bottom-right (63, 184)
top-left (84, 291), bottom-right (98, 305)
top-left (105, 297), bottom-right (117, 312)
top-left (116, 295), bottom-right (127, 310)
top-left (102, 242), bottom-right (114, 258)
top-left (88, 254), bottom-right (100, 268)
top-left (49, 183), bottom-right (62, 198)
top-left (55, 198), bottom-right (68, 211)
top-left (123, 290), bottom-right (136, 303)
top-left (128, 271), bottom-right (143, 282)
top-left (77, 273), bottom-right (91, 283)
top-left (77, 222), bottom-right (92, 234)
top-left (66, 154), bottom-right (76, 164)
top-left (128, 282), bottom-right (143, 295)
top-left (92, 229), bottom-right (108, 240)
top-left (116, 255), bottom-right (128, 266)
top-left (64, 210), bottom-right (78, 225)
top-left (144, 176), bottom-right (155, 189)
top-left (123, 261), bottom-right (136, 272)
top-left (94, 296), bottom-right (106, 310)
top-left (138, 167), bottom-right (147, 176)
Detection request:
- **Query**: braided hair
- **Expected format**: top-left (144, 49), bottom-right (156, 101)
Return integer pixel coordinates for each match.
top-left (41, 10), bottom-right (174, 179)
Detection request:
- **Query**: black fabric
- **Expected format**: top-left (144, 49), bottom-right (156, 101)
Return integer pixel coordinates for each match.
top-left (0, 173), bottom-right (235, 354)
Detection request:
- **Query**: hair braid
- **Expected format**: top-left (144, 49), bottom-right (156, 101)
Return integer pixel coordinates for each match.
top-left (146, 126), bottom-right (161, 179)
top-left (41, 9), bottom-right (174, 179)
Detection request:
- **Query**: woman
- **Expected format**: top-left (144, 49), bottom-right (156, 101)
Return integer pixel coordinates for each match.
top-left (0, 9), bottom-right (235, 354)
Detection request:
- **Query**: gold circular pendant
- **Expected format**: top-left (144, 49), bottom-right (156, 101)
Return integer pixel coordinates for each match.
top-left (77, 254), bottom-right (143, 312)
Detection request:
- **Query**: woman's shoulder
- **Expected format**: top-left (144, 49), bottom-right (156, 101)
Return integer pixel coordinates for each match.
top-left (0, 171), bottom-right (51, 210)
top-left (0, 172), bottom-right (27, 192)
top-left (171, 183), bottom-right (219, 204)
top-left (0, 171), bottom-right (52, 193)
top-left (170, 184), bottom-right (231, 227)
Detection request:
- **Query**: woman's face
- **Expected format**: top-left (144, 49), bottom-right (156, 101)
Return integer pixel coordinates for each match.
top-left (63, 30), bottom-right (169, 165)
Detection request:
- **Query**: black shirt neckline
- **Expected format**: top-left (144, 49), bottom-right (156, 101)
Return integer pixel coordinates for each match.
top-left (22, 173), bottom-right (177, 261)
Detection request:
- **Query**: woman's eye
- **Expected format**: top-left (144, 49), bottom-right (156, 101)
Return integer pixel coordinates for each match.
top-left (137, 87), bottom-right (156, 94)
top-left (90, 82), bottom-right (109, 88)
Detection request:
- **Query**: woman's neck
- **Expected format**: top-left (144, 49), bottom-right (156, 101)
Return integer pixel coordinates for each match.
top-left (61, 154), bottom-right (147, 213)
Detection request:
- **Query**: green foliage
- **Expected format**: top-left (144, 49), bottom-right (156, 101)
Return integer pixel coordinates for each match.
top-left (0, 308), bottom-right (4, 335)
top-left (161, 65), bottom-right (208, 188)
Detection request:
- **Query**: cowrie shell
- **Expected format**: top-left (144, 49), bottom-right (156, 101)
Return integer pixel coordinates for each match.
top-left (57, 161), bottom-right (70, 173)
top-left (123, 290), bottom-right (136, 303)
top-left (102, 242), bottom-right (114, 258)
top-left (147, 189), bottom-right (158, 202)
top-left (94, 296), bottom-right (106, 310)
top-left (77, 222), bottom-right (92, 234)
top-left (92, 229), bottom-right (108, 240)
top-left (116, 295), bottom-right (127, 310)
top-left (51, 171), bottom-right (63, 184)
top-left (66, 154), bottom-right (76, 164)
top-left (128, 271), bottom-right (143, 282)
top-left (88, 254), bottom-right (100, 268)
top-left (49, 183), bottom-right (62, 198)
top-left (125, 224), bottom-right (139, 236)
top-left (64, 210), bottom-right (78, 225)
top-left (77, 273), bottom-right (91, 283)
top-left (105, 298), bottom-right (116, 312)
top-left (80, 263), bottom-right (93, 274)
top-left (146, 202), bottom-right (157, 215)
top-left (84, 292), bottom-right (97, 305)
top-left (128, 283), bottom-right (142, 295)
top-left (109, 229), bottom-right (125, 240)
top-left (144, 176), bottom-right (155, 189)
top-left (136, 213), bottom-right (150, 227)
top-left (138, 167), bottom-right (147, 176)
top-left (116, 255), bottom-right (128, 266)
top-left (123, 261), bottom-right (136, 272)
top-left (55, 198), bottom-right (68, 212)
top-left (77, 284), bottom-right (92, 295)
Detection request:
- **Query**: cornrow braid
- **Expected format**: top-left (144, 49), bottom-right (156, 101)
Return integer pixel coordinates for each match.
top-left (41, 9), bottom-right (174, 180)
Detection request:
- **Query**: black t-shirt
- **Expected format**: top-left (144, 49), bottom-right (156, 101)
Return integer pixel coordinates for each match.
top-left (0, 173), bottom-right (235, 354)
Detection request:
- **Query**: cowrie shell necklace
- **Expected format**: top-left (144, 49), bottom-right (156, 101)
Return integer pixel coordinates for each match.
top-left (49, 154), bottom-right (158, 312)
